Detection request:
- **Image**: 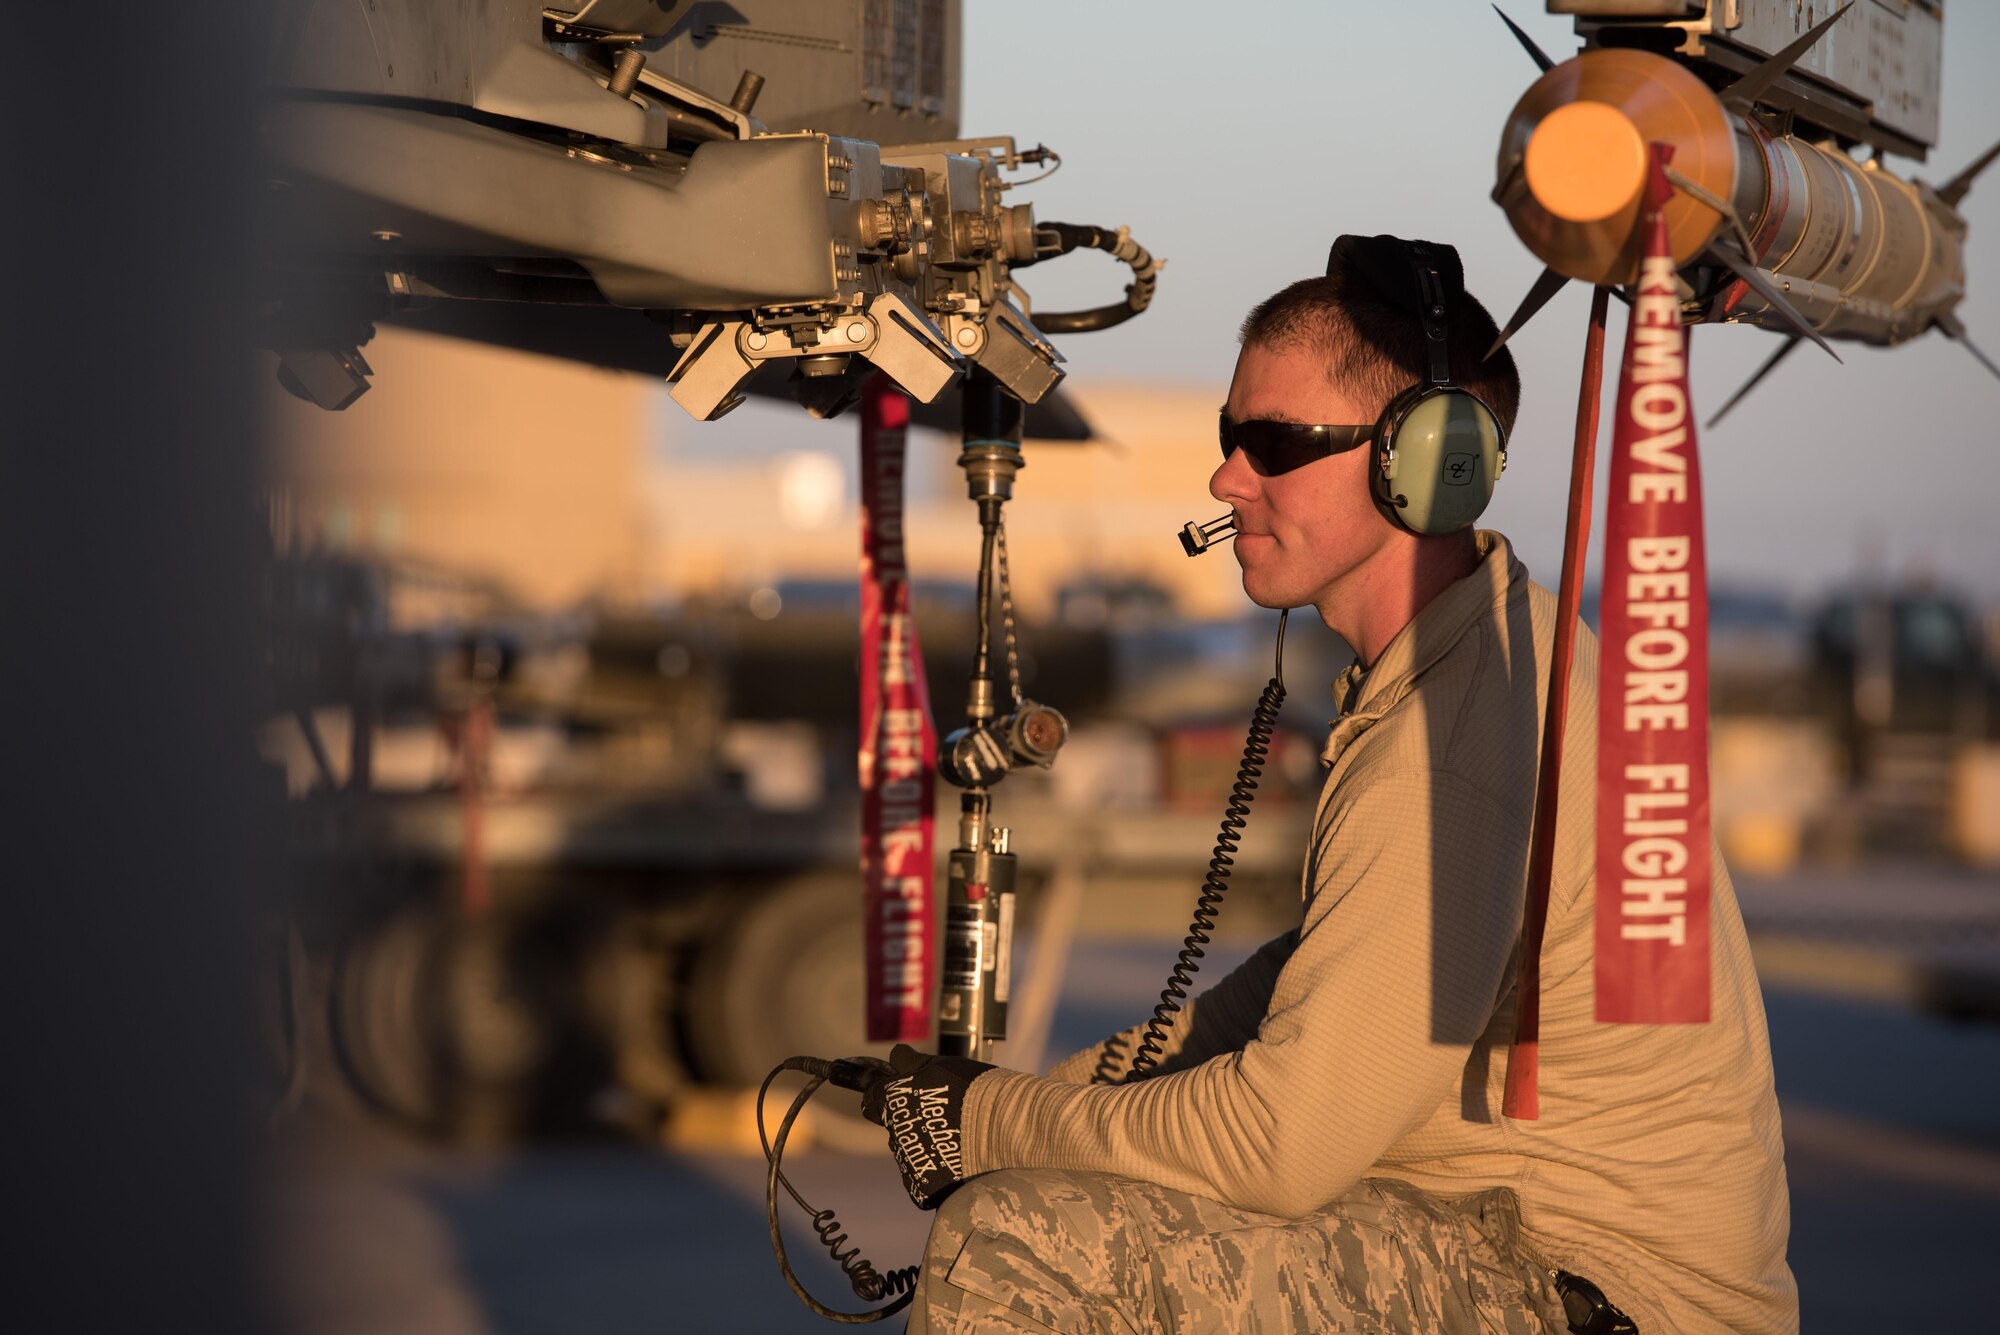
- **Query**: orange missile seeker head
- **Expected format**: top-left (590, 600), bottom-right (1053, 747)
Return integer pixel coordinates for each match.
top-left (1497, 49), bottom-right (1735, 287)
top-left (1526, 101), bottom-right (1647, 224)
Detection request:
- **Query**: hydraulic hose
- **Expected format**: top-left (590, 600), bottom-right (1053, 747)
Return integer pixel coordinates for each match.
top-left (1026, 222), bottom-right (1164, 333)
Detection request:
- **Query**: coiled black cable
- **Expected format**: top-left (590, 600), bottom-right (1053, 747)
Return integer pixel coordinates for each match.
top-left (760, 613), bottom-right (1292, 1315)
top-left (758, 1058), bottom-right (918, 1323)
top-left (1095, 610), bottom-right (1289, 1084)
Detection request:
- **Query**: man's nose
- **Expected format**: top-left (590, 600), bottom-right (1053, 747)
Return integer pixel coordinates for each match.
top-left (1210, 448), bottom-right (1260, 505)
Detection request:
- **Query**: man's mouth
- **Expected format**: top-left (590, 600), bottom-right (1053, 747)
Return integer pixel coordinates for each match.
top-left (1232, 529), bottom-right (1273, 566)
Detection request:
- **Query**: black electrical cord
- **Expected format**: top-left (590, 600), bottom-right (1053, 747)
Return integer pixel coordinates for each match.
top-left (970, 512), bottom-right (1000, 695)
top-left (758, 1058), bottom-right (917, 1323)
top-left (1095, 610), bottom-right (1289, 1085)
top-left (995, 523), bottom-right (1023, 708)
top-left (763, 613), bottom-right (1290, 1305)
top-left (1020, 222), bottom-right (1163, 334)
top-left (1005, 143), bottom-right (1062, 188)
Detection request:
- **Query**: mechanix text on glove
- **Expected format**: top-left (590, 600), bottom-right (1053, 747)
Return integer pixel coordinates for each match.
top-left (860, 1044), bottom-right (992, 1210)
top-left (881, 1072), bottom-right (965, 1208)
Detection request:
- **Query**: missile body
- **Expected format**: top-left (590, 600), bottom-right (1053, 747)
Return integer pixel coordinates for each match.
top-left (1497, 49), bottom-right (1967, 347)
top-left (1727, 117), bottom-right (1963, 343)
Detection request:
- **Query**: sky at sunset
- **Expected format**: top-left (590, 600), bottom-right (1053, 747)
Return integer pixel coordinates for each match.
top-left (659, 2), bottom-right (2000, 607)
top-left (952, 0), bottom-right (2000, 599)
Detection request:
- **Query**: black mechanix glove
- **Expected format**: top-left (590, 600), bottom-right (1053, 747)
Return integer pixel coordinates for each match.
top-left (858, 1043), bottom-right (993, 1210)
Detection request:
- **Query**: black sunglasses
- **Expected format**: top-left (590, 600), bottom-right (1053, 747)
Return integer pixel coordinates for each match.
top-left (1217, 410), bottom-right (1376, 475)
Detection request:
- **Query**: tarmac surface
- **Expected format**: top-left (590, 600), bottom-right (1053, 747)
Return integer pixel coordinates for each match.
top-left (268, 865), bottom-right (2000, 1334)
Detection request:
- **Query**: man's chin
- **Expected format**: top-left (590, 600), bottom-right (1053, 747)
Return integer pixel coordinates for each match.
top-left (1234, 538), bottom-right (1317, 608)
top-left (1237, 567), bottom-right (1299, 611)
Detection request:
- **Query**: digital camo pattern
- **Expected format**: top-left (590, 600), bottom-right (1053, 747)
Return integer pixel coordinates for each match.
top-left (904, 1169), bottom-right (1571, 1334)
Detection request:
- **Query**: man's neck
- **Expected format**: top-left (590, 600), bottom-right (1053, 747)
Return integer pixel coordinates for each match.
top-left (1315, 530), bottom-right (1480, 668)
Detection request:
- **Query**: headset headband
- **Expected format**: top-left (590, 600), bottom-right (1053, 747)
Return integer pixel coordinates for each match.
top-left (1406, 242), bottom-right (1454, 388)
top-left (1325, 234), bottom-right (1464, 389)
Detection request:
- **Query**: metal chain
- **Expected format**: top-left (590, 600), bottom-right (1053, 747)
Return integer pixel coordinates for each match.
top-left (995, 524), bottom-right (1023, 707)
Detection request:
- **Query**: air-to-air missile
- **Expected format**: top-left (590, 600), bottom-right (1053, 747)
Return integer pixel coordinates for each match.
top-left (1488, 2), bottom-right (1999, 422)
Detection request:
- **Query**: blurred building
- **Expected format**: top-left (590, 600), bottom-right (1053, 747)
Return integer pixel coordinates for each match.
top-left (268, 327), bottom-right (1249, 622)
top-left (269, 328), bottom-right (655, 610)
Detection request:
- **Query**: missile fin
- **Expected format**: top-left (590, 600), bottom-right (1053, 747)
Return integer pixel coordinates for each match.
top-left (1937, 137), bottom-right (2000, 209)
top-left (1706, 241), bottom-right (1842, 363)
top-left (1706, 335), bottom-right (1801, 428)
top-left (1492, 6), bottom-right (1556, 74)
top-left (1666, 165), bottom-right (1758, 260)
top-left (1957, 336), bottom-right (2000, 384)
top-left (1486, 265), bottom-right (1570, 360)
top-left (1720, 4), bottom-right (1854, 113)
top-left (1936, 311), bottom-right (2000, 384)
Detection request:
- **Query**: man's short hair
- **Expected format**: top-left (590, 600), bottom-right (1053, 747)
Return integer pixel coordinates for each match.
top-left (1238, 246), bottom-right (1521, 435)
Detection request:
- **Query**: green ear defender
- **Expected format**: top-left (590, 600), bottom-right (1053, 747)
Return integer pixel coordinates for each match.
top-left (1367, 243), bottom-right (1508, 536)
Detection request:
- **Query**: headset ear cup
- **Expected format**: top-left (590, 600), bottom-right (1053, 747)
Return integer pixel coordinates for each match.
top-left (1371, 386), bottom-right (1425, 530)
top-left (1452, 395), bottom-right (1504, 533)
top-left (1376, 383), bottom-right (1440, 535)
top-left (1374, 389), bottom-right (1504, 536)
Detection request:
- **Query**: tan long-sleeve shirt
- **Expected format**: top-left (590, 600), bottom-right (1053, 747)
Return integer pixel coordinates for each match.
top-left (962, 531), bottom-right (1797, 1333)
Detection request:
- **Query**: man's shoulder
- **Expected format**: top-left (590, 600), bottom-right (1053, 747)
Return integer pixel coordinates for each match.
top-left (1422, 570), bottom-right (1603, 715)
top-left (1340, 584), bottom-right (1564, 809)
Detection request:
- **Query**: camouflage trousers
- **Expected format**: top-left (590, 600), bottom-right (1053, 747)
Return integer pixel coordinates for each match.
top-left (904, 1169), bottom-right (1571, 1334)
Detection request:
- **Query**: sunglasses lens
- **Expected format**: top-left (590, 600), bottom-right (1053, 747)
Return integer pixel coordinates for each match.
top-left (1221, 422), bottom-right (1325, 475)
top-left (1248, 422), bottom-right (1330, 474)
top-left (1219, 416), bottom-right (1374, 474)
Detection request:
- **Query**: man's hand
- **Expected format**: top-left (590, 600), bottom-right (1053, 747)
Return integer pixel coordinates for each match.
top-left (858, 1043), bottom-right (993, 1210)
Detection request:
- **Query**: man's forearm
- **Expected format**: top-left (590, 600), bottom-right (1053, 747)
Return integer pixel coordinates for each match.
top-left (1044, 928), bottom-right (1300, 1083)
top-left (967, 772), bottom-right (1529, 1218)
top-left (964, 1040), bottom-right (1379, 1220)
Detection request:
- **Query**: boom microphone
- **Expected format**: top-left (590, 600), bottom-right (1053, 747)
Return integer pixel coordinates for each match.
top-left (1179, 513), bottom-right (1237, 556)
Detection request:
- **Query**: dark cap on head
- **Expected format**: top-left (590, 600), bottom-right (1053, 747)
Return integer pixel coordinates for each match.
top-left (1326, 234), bottom-right (1466, 315)
top-left (1240, 233), bottom-right (1518, 434)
